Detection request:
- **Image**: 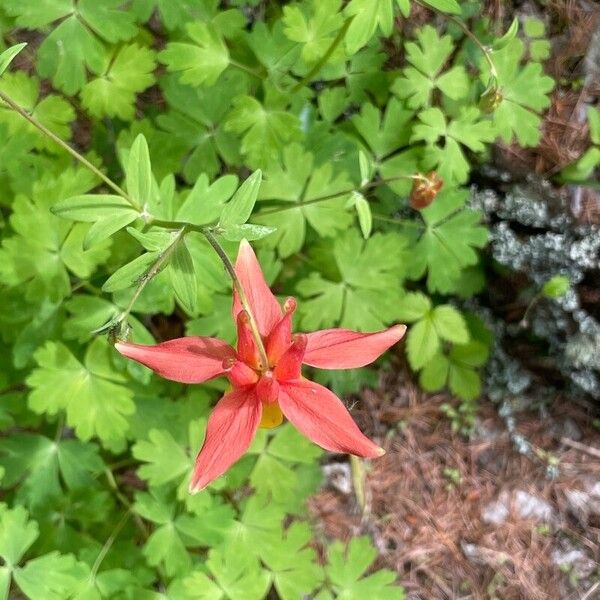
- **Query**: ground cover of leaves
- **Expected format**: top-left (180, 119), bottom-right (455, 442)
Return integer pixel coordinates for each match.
top-left (309, 364), bottom-right (600, 599)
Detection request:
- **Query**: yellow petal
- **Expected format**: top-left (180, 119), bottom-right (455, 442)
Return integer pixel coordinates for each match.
top-left (259, 403), bottom-right (284, 429)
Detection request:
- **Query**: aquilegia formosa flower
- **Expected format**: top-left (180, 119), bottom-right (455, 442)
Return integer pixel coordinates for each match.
top-left (115, 241), bottom-right (406, 492)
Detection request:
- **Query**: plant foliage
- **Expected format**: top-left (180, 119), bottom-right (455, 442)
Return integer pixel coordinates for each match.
top-left (0, 1), bottom-right (554, 597)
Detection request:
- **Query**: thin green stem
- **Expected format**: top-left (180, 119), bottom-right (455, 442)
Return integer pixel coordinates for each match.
top-left (372, 214), bottom-right (424, 228)
top-left (0, 89), bottom-right (135, 206)
top-left (291, 16), bottom-right (353, 93)
top-left (259, 175), bottom-right (416, 216)
top-left (103, 467), bottom-right (149, 539)
top-left (229, 59), bottom-right (264, 80)
top-left (202, 230), bottom-right (270, 370)
top-left (123, 227), bottom-right (187, 318)
top-left (416, 1), bottom-right (498, 79)
top-left (90, 510), bottom-right (130, 579)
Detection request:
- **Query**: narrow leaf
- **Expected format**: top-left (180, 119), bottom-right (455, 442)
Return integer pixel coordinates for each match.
top-left (0, 43), bottom-right (27, 76)
top-left (219, 170), bottom-right (262, 227)
top-left (493, 18), bottom-right (519, 51)
top-left (126, 134), bottom-right (153, 206)
top-left (422, 0), bottom-right (461, 14)
top-left (52, 195), bottom-right (136, 221)
top-left (102, 252), bottom-right (158, 293)
top-left (219, 223), bottom-right (275, 242)
top-left (83, 212), bottom-right (139, 250)
top-left (169, 242), bottom-right (198, 314)
top-left (354, 193), bottom-right (372, 239)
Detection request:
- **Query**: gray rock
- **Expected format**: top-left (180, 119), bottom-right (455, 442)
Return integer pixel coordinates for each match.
top-left (322, 463), bottom-right (352, 495)
top-left (514, 490), bottom-right (555, 521)
top-left (481, 492), bottom-right (510, 525)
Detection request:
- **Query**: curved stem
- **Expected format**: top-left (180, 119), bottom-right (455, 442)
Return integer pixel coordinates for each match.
top-left (291, 16), bottom-right (353, 93)
top-left (202, 230), bottom-right (270, 370)
top-left (90, 510), bottom-right (130, 579)
top-left (416, 1), bottom-right (498, 79)
top-left (124, 227), bottom-right (187, 317)
top-left (259, 175), bottom-right (417, 216)
top-left (0, 89), bottom-right (134, 206)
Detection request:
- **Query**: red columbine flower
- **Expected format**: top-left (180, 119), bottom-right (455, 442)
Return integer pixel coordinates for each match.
top-left (115, 241), bottom-right (406, 492)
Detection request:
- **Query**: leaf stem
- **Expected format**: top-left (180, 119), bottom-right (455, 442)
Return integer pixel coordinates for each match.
top-left (415, 1), bottom-right (498, 79)
top-left (291, 16), bottom-right (353, 93)
top-left (202, 230), bottom-right (270, 370)
top-left (125, 227), bottom-right (188, 317)
top-left (90, 509), bottom-right (130, 579)
top-left (0, 88), bottom-right (134, 205)
top-left (259, 175), bottom-right (417, 216)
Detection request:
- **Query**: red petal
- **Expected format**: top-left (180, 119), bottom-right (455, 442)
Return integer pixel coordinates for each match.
top-left (274, 334), bottom-right (307, 381)
top-left (223, 359), bottom-right (259, 387)
top-left (232, 240), bottom-right (281, 337)
top-left (265, 297), bottom-right (296, 366)
top-left (303, 325), bottom-right (406, 369)
top-left (189, 388), bottom-right (262, 492)
top-left (235, 311), bottom-right (261, 369)
top-left (255, 373), bottom-right (280, 404)
top-left (115, 338), bottom-right (235, 384)
top-left (279, 379), bottom-right (384, 458)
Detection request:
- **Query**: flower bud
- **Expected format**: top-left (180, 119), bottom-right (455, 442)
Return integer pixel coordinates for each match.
top-left (409, 172), bottom-right (443, 210)
top-left (479, 83), bottom-right (503, 113)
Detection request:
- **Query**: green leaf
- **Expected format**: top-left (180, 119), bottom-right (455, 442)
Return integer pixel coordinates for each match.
top-left (219, 170), bottom-right (262, 228)
top-left (83, 211), bottom-right (140, 250)
top-left (0, 71), bottom-right (75, 152)
top-left (0, 503), bottom-right (38, 566)
top-left (406, 316), bottom-right (438, 370)
top-left (419, 354), bottom-right (450, 391)
top-left (27, 339), bottom-right (135, 445)
top-left (81, 44), bottom-right (156, 121)
top-left (133, 427), bottom-right (194, 487)
top-left (256, 145), bottom-right (353, 257)
top-left (0, 43), bottom-right (27, 76)
top-left (422, 0), bottom-right (461, 14)
top-left (587, 107), bottom-right (600, 145)
top-left (542, 275), bottom-right (569, 299)
top-left (493, 17), bottom-right (519, 51)
top-left (219, 224), bottom-right (275, 242)
top-left (283, 0), bottom-right (344, 64)
top-left (395, 292), bottom-right (431, 322)
top-left (259, 523), bottom-right (324, 600)
top-left (36, 16), bottom-right (105, 94)
top-left (392, 26), bottom-right (468, 108)
top-left (481, 39), bottom-right (554, 146)
top-left (126, 134), bottom-right (154, 208)
top-left (353, 193), bottom-right (372, 239)
top-left (52, 194), bottom-right (137, 221)
top-left (0, 434), bottom-right (101, 508)
top-left (323, 537), bottom-right (404, 599)
top-left (407, 188), bottom-right (488, 293)
top-left (431, 305), bottom-right (469, 344)
top-left (158, 72), bottom-right (245, 182)
top-left (169, 241), bottom-right (199, 315)
top-left (102, 252), bottom-right (158, 293)
top-left (449, 341), bottom-right (489, 368)
top-left (225, 95), bottom-right (302, 168)
top-left (344, 0), bottom-right (395, 55)
top-left (176, 174), bottom-right (239, 226)
top-left (411, 107), bottom-right (495, 183)
top-left (448, 363), bottom-right (481, 400)
top-left (159, 22), bottom-right (229, 86)
top-left (184, 548), bottom-right (271, 600)
top-left (13, 552), bottom-right (88, 600)
top-left (297, 230), bottom-right (408, 330)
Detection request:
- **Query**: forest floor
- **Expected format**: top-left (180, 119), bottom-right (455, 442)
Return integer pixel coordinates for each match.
top-left (309, 364), bottom-right (600, 599)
